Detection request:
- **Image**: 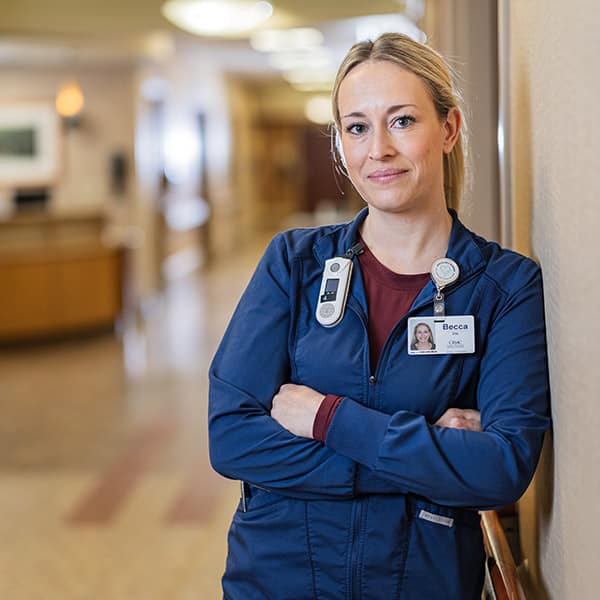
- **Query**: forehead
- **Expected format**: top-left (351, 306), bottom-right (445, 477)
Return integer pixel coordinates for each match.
top-left (337, 60), bottom-right (433, 115)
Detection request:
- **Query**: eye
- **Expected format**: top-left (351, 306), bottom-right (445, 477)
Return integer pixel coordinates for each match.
top-left (392, 115), bottom-right (415, 129)
top-left (345, 122), bottom-right (367, 136)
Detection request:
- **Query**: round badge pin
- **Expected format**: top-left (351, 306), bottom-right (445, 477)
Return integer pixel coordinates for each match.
top-left (430, 258), bottom-right (459, 289)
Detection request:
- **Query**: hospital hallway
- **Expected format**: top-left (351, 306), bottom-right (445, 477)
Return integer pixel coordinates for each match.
top-left (1, 0), bottom-right (599, 598)
top-left (0, 236), bottom-right (272, 599)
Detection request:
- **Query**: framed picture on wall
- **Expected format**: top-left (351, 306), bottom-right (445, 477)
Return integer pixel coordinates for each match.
top-left (0, 102), bottom-right (60, 187)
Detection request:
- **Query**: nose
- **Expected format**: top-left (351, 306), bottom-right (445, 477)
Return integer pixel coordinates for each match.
top-left (369, 126), bottom-right (396, 160)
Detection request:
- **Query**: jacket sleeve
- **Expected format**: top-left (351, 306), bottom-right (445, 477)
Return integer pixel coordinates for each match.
top-left (327, 263), bottom-right (551, 510)
top-left (208, 234), bottom-right (356, 499)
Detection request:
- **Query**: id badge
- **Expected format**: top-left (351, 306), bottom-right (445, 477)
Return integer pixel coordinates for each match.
top-left (407, 316), bottom-right (475, 355)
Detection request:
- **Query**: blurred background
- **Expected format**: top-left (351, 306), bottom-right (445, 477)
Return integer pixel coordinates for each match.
top-left (0, 1), bottom-right (598, 598)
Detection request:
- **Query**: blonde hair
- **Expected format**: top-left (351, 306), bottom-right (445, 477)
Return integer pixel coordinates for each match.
top-left (331, 33), bottom-right (467, 211)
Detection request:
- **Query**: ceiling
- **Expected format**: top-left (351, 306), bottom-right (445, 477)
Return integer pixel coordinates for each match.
top-left (0, 0), bottom-right (412, 39)
top-left (0, 0), bottom-right (425, 81)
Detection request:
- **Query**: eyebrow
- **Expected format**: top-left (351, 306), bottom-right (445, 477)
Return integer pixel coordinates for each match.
top-left (341, 104), bottom-right (418, 119)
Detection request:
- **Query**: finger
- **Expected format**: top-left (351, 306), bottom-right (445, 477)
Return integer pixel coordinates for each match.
top-left (462, 409), bottom-right (481, 420)
top-left (449, 416), bottom-right (467, 429)
top-left (461, 418), bottom-right (482, 432)
top-left (465, 420), bottom-right (482, 432)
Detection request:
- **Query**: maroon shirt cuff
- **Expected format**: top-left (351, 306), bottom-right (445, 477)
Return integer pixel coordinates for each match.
top-left (313, 394), bottom-right (344, 442)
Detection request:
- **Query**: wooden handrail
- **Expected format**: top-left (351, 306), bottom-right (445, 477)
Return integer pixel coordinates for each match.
top-left (480, 510), bottom-right (526, 600)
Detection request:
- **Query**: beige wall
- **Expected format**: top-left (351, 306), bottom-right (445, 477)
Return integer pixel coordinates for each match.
top-left (0, 64), bottom-right (158, 296)
top-left (509, 2), bottom-right (600, 598)
top-left (0, 65), bottom-right (136, 211)
top-left (425, 0), bottom-right (500, 241)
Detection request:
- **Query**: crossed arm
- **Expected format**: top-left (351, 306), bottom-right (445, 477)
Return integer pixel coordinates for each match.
top-left (209, 235), bottom-right (549, 509)
top-left (271, 383), bottom-right (482, 437)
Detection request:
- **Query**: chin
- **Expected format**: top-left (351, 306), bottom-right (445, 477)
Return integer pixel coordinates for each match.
top-left (365, 197), bottom-right (419, 214)
top-left (361, 186), bottom-right (440, 215)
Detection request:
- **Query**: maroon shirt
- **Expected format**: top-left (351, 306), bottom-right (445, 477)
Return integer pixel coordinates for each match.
top-left (313, 237), bottom-right (430, 442)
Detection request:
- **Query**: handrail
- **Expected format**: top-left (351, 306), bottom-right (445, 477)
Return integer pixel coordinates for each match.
top-left (480, 510), bottom-right (526, 600)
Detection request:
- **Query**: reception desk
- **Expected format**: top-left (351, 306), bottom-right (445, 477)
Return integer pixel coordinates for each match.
top-left (0, 211), bottom-right (126, 342)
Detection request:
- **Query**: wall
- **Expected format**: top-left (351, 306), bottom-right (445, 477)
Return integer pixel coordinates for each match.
top-left (0, 65), bottom-right (136, 211)
top-left (424, 0), bottom-right (500, 241)
top-left (509, 2), bottom-right (600, 598)
top-left (0, 63), bottom-right (160, 298)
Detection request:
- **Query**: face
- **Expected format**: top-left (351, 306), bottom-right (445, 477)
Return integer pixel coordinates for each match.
top-left (336, 60), bottom-right (459, 215)
top-left (416, 325), bottom-right (431, 343)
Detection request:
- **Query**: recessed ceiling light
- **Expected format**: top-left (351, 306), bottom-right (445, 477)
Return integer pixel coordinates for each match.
top-left (250, 27), bottom-right (324, 53)
top-left (161, 0), bottom-right (273, 37)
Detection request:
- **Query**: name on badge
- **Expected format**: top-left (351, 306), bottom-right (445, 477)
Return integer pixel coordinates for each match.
top-left (407, 316), bottom-right (475, 355)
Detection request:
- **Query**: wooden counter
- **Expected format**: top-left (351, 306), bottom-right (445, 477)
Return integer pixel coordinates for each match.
top-left (0, 211), bottom-right (127, 342)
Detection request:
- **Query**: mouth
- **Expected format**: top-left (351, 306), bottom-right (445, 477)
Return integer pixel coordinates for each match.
top-left (367, 168), bottom-right (409, 183)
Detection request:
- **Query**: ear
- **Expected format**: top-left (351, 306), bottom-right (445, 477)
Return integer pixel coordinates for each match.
top-left (442, 107), bottom-right (461, 154)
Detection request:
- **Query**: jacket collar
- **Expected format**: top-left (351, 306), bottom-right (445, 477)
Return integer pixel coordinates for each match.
top-left (313, 207), bottom-right (487, 319)
top-left (313, 207), bottom-right (486, 284)
top-left (312, 206), bottom-right (369, 266)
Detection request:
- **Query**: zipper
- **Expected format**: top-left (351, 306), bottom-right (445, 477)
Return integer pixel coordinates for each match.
top-left (348, 498), bottom-right (363, 600)
top-left (344, 300), bottom-right (369, 600)
top-left (347, 298), bottom-right (373, 404)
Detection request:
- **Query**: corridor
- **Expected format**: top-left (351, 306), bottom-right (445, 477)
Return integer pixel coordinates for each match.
top-left (0, 1), bottom-right (598, 597)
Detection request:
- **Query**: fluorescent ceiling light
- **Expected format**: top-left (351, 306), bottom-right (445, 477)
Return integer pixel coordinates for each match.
top-left (162, 0), bottom-right (273, 37)
top-left (250, 27), bottom-right (324, 52)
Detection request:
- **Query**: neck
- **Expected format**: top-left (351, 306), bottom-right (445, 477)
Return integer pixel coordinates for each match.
top-left (359, 203), bottom-right (453, 274)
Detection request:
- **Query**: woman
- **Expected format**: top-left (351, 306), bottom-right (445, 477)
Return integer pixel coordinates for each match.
top-left (410, 322), bottom-right (436, 351)
top-left (209, 33), bottom-right (550, 599)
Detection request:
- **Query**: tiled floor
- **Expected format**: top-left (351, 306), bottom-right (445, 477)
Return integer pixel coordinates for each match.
top-left (0, 238), bottom-right (271, 599)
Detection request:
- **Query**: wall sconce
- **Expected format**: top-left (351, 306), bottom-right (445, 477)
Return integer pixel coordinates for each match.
top-left (55, 80), bottom-right (85, 128)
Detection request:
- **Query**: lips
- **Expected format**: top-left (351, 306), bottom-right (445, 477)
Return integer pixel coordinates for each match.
top-left (367, 168), bottom-right (409, 183)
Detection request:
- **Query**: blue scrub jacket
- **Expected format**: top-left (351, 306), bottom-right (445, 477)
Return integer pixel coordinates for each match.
top-left (209, 208), bottom-right (551, 600)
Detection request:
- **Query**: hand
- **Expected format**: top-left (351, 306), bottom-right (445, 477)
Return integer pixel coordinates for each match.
top-left (434, 408), bottom-right (482, 432)
top-left (271, 384), bottom-right (325, 438)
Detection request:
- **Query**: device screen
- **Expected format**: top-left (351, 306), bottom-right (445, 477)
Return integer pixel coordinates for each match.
top-left (321, 278), bottom-right (339, 302)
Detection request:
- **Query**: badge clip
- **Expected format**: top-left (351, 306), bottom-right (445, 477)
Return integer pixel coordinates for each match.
top-left (430, 258), bottom-right (459, 317)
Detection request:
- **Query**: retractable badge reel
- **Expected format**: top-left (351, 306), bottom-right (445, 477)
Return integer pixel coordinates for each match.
top-left (408, 257), bottom-right (475, 355)
top-left (430, 258), bottom-right (460, 317)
